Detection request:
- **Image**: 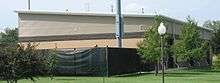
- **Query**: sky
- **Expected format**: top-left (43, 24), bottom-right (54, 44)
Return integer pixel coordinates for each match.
top-left (0, 0), bottom-right (220, 31)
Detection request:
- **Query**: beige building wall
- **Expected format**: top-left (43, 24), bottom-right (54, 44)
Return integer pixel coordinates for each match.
top-left (19, 12), bottom-right (211, 39)
top-left (17, 11), bottom-right (212, 49)
top-left (18, 13), bottom-right (154, 37)
top-left (22, 38), bottom-right (143, 49)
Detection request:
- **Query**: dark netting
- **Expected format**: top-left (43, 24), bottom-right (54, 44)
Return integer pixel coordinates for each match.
top-left (107, 48), bottom-right (141, 76)
top-left (55, 48), bottom-right (107, 76)
top-left (54, 47), bottom-right (151, 76)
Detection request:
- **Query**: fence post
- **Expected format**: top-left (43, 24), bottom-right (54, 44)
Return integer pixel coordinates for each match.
top-left (103, 46), bottom-right (109, 83)
top-left (106, 45), bottom-right (109, 77)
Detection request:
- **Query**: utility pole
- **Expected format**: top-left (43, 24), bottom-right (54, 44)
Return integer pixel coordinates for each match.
top-left (115, 0), bottom-right (123, 48)
top-left (28, 0), bottom-right (31, 10)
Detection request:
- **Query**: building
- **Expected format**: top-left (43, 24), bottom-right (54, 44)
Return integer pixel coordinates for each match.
top-left (15, 11), bottom-right (213, 76)
top-left (15, 10), bottom-right (212, 49)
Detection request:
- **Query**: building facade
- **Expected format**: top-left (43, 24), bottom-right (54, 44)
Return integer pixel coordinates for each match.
top-left (16, 11), bottom-right (212, 49)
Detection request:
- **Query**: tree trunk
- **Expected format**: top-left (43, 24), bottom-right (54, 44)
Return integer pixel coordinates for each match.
top-left (154, 63), bottom-right (158, 76)
top-left (209, 45), bottom-right (213, 66)
top-left (188, 59), bottom-right (194, 67)
top-left (197, 60), bottom-right (201, 67)
top-left (154, 60), bottom-right (159, 76)
top-left (173, 55), bottom-right (180, 68)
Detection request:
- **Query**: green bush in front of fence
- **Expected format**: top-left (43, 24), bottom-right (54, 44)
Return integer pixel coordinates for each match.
top-left (213, 55), bottom-right (220, 69)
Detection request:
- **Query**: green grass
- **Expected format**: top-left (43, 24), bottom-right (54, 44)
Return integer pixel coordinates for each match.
top-left (1, 68), bottom-right (220, 83)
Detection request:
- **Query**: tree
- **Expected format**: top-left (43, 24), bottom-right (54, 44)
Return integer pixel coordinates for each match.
top-left (0, 28), bottom-right (57, 83)
top-left (137, 15), bottom-right (166, 76)
top-left (203, 20), bottom-right (220, 55)
top-left (172, 17), bottom-right (207, 67)
top-left (0, 28), bottom-right (18, 45)
top-left (203, 20), bottom-right (220, 32)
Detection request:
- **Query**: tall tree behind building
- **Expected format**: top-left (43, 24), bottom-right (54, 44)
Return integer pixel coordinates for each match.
top-left (172, 17), bottom-right (208, 67)
top-left (203, 20), bottom-right (220, 54)
top-left (0, 28), bottom-right (18, 45)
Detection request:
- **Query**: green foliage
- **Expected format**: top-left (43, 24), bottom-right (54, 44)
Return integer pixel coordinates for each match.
top-left (137, 26), bottom-right (160, 61)
top-left (203, 20), bottom-right (220, 54)
top-left (213, 56), bottom-right (220, 70)
top-left (0, 43), bottom-right (57, 83)
top-left (172, 17), bottom-right (207, 62)
top-left (40, 49), bottom-right (57, 78)
top-left (0, 28), bottom-right (18, 45)
top-left (203, 20), bottom-right (220, 32)
top-left (137, 15), bottom-right (164, 61)
top-left (0, 28), bottom-right (57, 83)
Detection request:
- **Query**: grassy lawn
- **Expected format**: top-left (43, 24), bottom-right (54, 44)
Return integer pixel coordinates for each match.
top-left (1, 68), bottom-right (220, 83)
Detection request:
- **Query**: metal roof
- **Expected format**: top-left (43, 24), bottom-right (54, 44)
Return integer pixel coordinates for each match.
top-left (15, 10), bottom-right (156, 18)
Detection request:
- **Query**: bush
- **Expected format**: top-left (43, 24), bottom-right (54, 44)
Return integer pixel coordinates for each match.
top-left (0, 43), bottom-right (56, 83)
top-left (213, 55), bottom-right (220, 70)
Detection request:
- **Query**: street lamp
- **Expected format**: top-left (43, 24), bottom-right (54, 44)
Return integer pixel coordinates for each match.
top-left (158, 22), bottom-right (166, 83)
top-left (158, 23), bottom-right (166, 35)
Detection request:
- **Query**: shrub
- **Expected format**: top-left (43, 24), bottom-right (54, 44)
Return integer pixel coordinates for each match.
top-left (0, 43), bottom-right (56, 83)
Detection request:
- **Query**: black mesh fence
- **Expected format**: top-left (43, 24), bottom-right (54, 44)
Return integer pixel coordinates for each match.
top-left (50, 47), bottom-right (210, 76)
top-left (107, 48), bottom-right (141, 76)
top-left (54, 47), bottom-right (146, 76)
top-left (55, 48), bottom-right (107, 76)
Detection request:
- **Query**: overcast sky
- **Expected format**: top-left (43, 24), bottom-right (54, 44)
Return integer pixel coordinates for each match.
top-left (0, 0), bottom-right (220, 30)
